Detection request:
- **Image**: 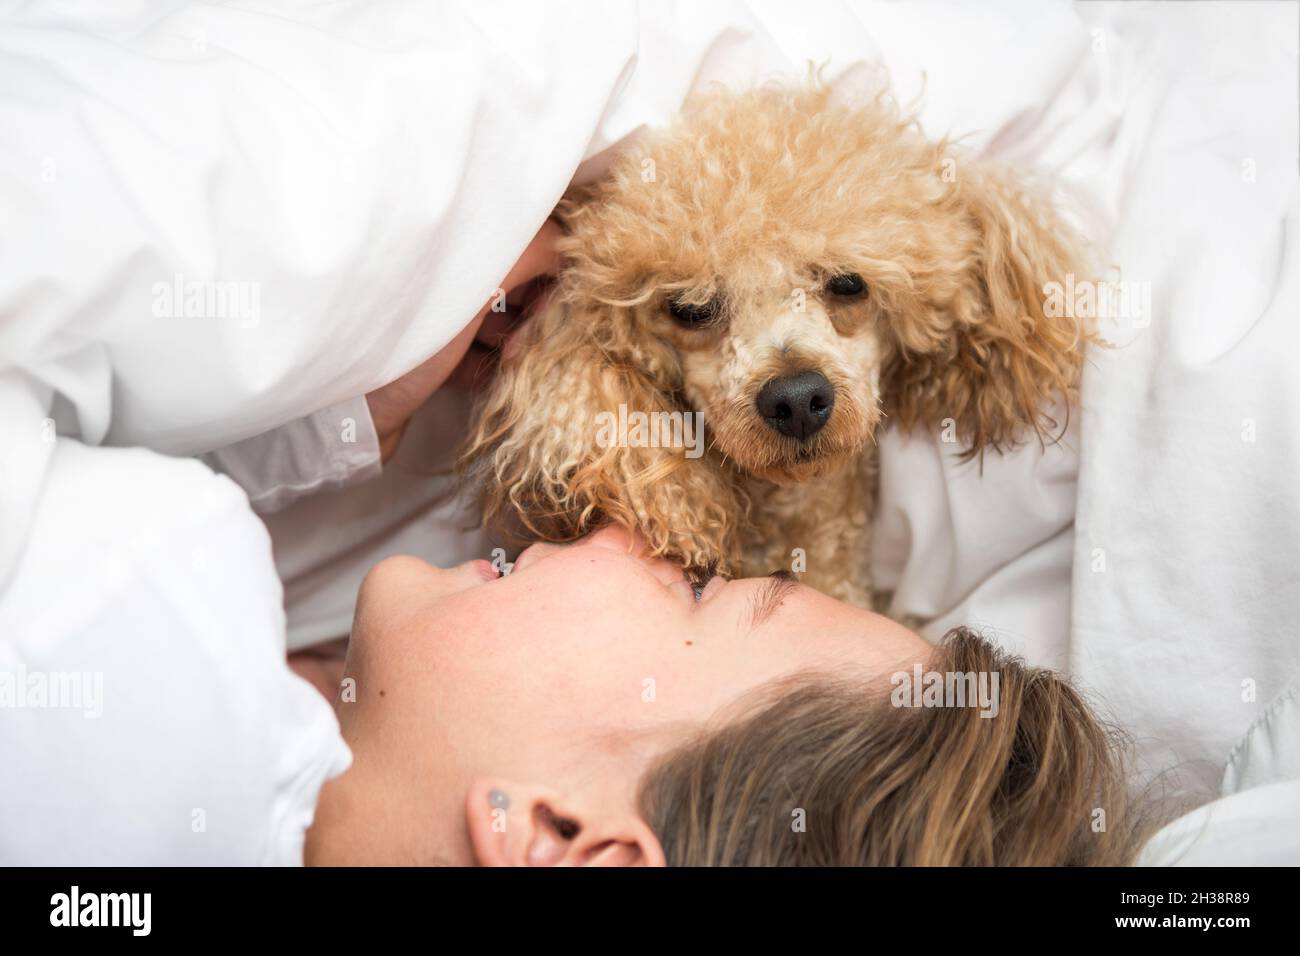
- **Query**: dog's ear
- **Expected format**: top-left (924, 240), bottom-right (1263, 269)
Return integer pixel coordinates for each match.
top-left (459, 293), bottom-right (742, 575)
top-left (887, 162), bottom-right (1098, 457)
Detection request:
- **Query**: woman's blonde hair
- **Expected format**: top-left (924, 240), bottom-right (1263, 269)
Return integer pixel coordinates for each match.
top-left (638, 628), bottom-right (1146, 865)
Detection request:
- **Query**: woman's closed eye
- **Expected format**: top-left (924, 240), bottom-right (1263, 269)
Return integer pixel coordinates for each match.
top-left (687, 571), bottom-right (797, 627)
top-left (694, 575), bottom-right (727, 603)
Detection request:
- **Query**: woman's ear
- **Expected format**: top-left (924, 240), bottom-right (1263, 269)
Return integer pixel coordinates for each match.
top-left (459, 291), bottom-right (741, 575)
top-left (887, 161), bottom-right (1100, 458)
top-left (464, 777), bottom-right (667, 867)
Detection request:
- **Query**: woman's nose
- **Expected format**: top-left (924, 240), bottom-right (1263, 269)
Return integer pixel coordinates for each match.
top-left (511, 541), bottom-right (563, 572)
top-left (585, 525), bottom-right (639, 552)
top-left (583, 526), bottom-right (689, 585)
top-left (512, 527), bottom-right (687, 584)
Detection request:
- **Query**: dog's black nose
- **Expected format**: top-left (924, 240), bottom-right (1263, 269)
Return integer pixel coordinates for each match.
top-left (756, 371), bottom-right (835, 441)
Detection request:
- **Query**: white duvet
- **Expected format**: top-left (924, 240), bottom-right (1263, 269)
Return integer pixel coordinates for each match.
top-left (1, 0), bottom-right (1296, 862)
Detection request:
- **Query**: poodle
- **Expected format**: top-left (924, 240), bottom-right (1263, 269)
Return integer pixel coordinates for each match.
top-left (461, 81), bottom-right (1097, 608)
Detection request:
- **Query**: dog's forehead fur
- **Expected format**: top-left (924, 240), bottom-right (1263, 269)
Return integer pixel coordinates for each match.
top-left (565, 83), bottom-right (963, 308)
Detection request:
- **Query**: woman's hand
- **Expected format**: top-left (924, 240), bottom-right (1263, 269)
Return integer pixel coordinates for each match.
top-left (366, 219), bottom-right (560, 461)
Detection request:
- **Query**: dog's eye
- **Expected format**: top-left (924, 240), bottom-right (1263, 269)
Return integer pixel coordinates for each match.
top-left (667, 296), bottom-right (720, 328)
top-left (825, 273), bottom-right (867, 297)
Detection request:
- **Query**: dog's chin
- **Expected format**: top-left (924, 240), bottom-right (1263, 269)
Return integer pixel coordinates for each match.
top-left (726, 441), bottom-right (860, 487)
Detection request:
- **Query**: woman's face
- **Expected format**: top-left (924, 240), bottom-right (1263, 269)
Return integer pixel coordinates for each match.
top-left (307, 527), bottom-right (932, 866)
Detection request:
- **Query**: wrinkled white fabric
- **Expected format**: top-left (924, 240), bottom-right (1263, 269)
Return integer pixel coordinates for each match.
top-left (1141, 682), bottom-right (1300, 865)
top-left (0, 441), bottom-right (350, 864)
top-left (202, 396), bottom-right (382, 514)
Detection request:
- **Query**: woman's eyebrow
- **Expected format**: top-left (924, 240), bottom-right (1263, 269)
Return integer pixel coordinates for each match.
top-left (747, 570), bottom-right (800, 630)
